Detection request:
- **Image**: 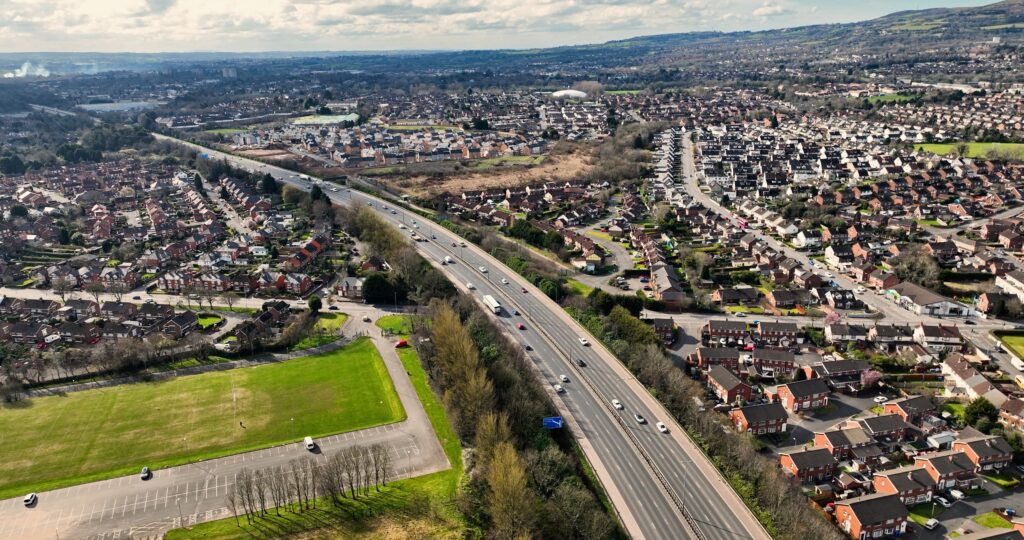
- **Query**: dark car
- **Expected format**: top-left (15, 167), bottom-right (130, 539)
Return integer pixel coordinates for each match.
top-left (140, 467), bottom-right (151, 480)
top-left (577, 358), bottom-right (587, 367)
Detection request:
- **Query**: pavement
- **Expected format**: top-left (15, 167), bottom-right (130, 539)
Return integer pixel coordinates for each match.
top-left (0, 308), bottom-right (449, 540)
top-left (158, 134), bottom-right (772, 540)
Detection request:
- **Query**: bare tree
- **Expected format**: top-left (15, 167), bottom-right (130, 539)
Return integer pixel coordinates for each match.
top-left (221, 291), bottom-right (239, 312)
top-left (53, 276), bottom-right (75, 301)
top-left (226, 491), bottom-right (240, 527)
top-left (85, 282), bottom-right (106, 305)
top-left (108, 282), bottom-right (129, 303)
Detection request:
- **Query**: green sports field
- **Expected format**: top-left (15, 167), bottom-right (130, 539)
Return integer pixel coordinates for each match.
top-left (917, 142), bottom-right (1024, 160)
top-left (0, 337), bottom-right (404, 498)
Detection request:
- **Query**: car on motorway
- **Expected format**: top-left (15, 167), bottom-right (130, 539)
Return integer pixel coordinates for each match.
top-left (634, 413), bottom-right (646, 424)
top-left (391, 210), bottom-right (397, 214)
top-left (554, 384), bottom-right (565, 394)
top-left (479, 266), bottom-right (488, 273)
top-left (517, 323), bottom-right (526, 330)
top-left (612, 399), bottom-right (624, 410)
top-left (367, 202), bottom-right (373, 206)
top-left (578, 337), bottom-right (590, 346)
top-left (23, 493), bottom-right (37, 507)
top-left (141, 466), bottom-right (151, 480)
top-left (512, 309), bottom-right (518, 315)
top-left (398, 224), bottom-right (407, 229)
top-left (451, 241), bottom-right (457, 247)
top-left (521, 287), bottom-right (527, 293)
top-left (524, 344), bottom-right (533, 351)
top-left (560, 374), bottom-right (569, 383)
top-left (577, 358), bottom-right (587, 367)
top-left (656, 422), bottom-right (669, 433)
top-left (873, 396), bottom-right (888, 404)
top-left (501, 278), bottom-right (509, 284)
top-left (330, 187), bottom-right (338, 192)
top-left (467, 282), bottom-right (475, 290)
top-left (934, 495), bottom-right (952, 507)
top-left (431, 234), bottom-right (437, 239)
top-left (924, 518), bottom-right (939, 530)
top-left (460, 241), bottom-right (466, 247)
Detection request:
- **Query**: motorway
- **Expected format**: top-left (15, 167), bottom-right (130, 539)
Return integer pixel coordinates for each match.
top-left (160, 135), bottom-right (769, 540)
top-left (0, 314), bottom-right (449, 540)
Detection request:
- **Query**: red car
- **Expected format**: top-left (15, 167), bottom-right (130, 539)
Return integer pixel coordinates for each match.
top-left (35, 342), bottom-right (46, 350)
top-left (517, 323), bottom-right (526, 330)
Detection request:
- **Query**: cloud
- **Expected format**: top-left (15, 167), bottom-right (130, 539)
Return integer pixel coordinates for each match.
top-left (0, 0), bottom-right (980, 53)
top-left (752, 2), bottom-right (791, 17)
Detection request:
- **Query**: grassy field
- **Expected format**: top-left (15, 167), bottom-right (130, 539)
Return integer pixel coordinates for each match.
top-left (166, 316), bottom-right (467, 540)
top-left (292, 312), bottom-right (349, 351)
top-left (0, 337), bottom-right (403, 499)
top-left (377, 314), bottom-right (413, 335)
top-left (908, 503), bottom-right (945, 526)
top-left (197, 314), bottom-right (223, 329)
top-left (974, 511), bottom-right (1012, 529)
top-left (467, 155), bottom-right (545, 169)
top-left (999, 334), bottom-right (1024, 362)
top-left (566, 279), bottom-right (594, 296)
top-left (917, 142), bottom-right (1024, 160)
top-left (867, 93), bottom-right (917, 104)
top-left (205, 128), bottom-right (247, 135)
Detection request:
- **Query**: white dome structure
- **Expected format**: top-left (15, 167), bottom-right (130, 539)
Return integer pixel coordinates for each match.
top-left (551, 89), bottom-right (587, 99)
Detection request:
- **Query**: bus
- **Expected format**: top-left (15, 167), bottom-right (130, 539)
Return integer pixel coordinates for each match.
top-left (483, 295), bottom-right (502, 314)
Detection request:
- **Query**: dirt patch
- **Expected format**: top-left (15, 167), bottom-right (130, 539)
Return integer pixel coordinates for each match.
top-left (393, 152), bottom-right (593, 197)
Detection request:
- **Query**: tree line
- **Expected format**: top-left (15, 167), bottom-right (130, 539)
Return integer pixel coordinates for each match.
top-left (226, 443), bottom-right (393, 526)
top-left (417, 300), bottom-right (617, 539)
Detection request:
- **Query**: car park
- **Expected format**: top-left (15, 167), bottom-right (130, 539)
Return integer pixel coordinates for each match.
top-left (656, 422), bottom-right (668, 433)
top-left (23, 493), bottom-right (36, 507)
top-left (612, 399), bottom-right (624, 410)
top-left (634, 414), bottom-right (646, 424)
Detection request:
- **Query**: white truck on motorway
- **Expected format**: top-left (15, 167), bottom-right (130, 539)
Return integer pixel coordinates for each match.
top-left (1012, 357), bottom-right (1024, 372)
top-left (483, 295), bottom-right (502, 314)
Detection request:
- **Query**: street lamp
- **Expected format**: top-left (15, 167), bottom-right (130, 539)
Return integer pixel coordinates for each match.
top-left (176, 497), bottom-right (185, 529)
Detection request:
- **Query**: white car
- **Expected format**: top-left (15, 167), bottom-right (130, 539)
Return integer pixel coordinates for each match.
top-left (924, 518), bottom-right (939, 530)
top-left (656, 422), bottom-right (669, 434)
top-left (479, 266), bottom-right (488, 273)
top-left (578, 337), bottom-right (590, 346)
top-left (934, 495), bottom-right (952, 508)
top-left (501, 278), bottom-right (509, 285)
top-left (633, 414), bottom-right (646, 424)
top-left (949, 489), bottom-right (965, 500)
top-left (23, 493), bottom-right (36, 507)
top-left (398, 224), bottom-right (406, 229)
top-left (466, 282), bottom-right (475, 290)
top-left (873, 396), bottom-right (889, 404)
top-left (612, 399), bottom-right (624, 410)
top-left (554, 384), bottom-right (565, 394)
top-left (559, 374), bottom-right (569, 383)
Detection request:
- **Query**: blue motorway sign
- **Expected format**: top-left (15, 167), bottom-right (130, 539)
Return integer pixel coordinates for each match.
top-left (543, 416), bottom-right (564, 429)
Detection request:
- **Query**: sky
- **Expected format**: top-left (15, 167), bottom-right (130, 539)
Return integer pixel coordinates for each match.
top-left (0, 0), bottom-right (998, 53)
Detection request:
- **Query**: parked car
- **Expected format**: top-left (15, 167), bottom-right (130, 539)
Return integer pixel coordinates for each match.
top-left (924, 518), bottom-right (939, 530)
top-left (950, 489), bottom-right (965, 500)
top-left (873, 396), bottom-right (889, 404)
top-left (140, 467), bottom-right (151, 480)
top-left (934, 495), bottom-right (952, 508)
top-left (23, 493), bottom-right (37, 507)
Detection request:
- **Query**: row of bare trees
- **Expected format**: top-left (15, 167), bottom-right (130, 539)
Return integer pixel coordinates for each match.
top-left (225, 443), bottom-right (393, 527)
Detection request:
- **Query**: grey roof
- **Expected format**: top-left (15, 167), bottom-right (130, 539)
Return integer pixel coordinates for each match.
top-left (708, 365), bottom-right (745, 391)
top-left (859, 414), bottom-right (910, 435)
top-left (783, 447), bottom-right (836, 470)
top-left (733, 402), bottom-right (787, 424)
top-left (875, 465), bottom-right (934, 493)
top-left (837, 493), bottom-right (909, 525)
top-left (781, 378), bottom-right (830, 398)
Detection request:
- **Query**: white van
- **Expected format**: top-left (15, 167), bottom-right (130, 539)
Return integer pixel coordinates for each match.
top-left (303, 436), bottom-right (315, 451)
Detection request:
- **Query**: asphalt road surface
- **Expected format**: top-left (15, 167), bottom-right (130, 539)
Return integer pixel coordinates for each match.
top-left (0, 314), bottom-right (448, 540)
top-left (158, 135), bottom-right (769, 540)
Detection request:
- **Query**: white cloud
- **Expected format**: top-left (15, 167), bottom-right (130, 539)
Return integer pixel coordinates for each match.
top-left (0, 0), bottom-right (991, 53)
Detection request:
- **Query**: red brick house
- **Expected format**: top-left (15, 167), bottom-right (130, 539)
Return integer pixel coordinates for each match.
top-left (779, 447), bottom-right (837, 483)
top-left (728, 403), bottom-right (788, 435)
top-left (953, 433), bottom-right (1014, 473)
top-left (707, 365), bottom-right (752, 404)
top-left (872, 465), bottom-right (935, 506)
top-left (834, 493), bottom-right (908, 540)
top-left (882, 395), bottom-right (936, 424)
top-left (773, 378), bottom-right (830, 413)
top-left (914, 450), bottom-right (979, 491)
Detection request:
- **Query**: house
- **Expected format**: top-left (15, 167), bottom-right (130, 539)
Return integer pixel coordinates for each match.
top-left (868, 272), bottom-right (898, 290)
top-left (914, 323), bottom-right (964, 352)
top-left (811, 359), bottom-right (871, 392)
top-left (773, 378), bottom-right (830, 413)
top-left (883, 395), bottom-right (936, 425)
top-left (833, 493), bottom-right (909, 540)
top-left (779, 448), bottom-right (837, 483)
top-left (825, 324), bottom-right (868, 344)
top-left (756, 321), bottom-right (801, 346)
top-left (814, 426), bottom-right (879, 462)
top-left (914, 450), bottom-right (979, 490)
top-left (871, 466), bottom-right (934, 506)
top-left (56, 322), bottom-right (100, 344)
top-left (711, 287), bottom-right (760, 305)
top-left (162, 310), bottom-right (199, 338)
top-left (857, 414), bottom-right (911, 449)
top-left (707, 365), bottom-right (752, 404)
top-left (645, 318), bottom-right (676, 344)
top-left (728, 402), bottom-right (788, 434)
top-left (888, 282), bottom-right (970, 317)
top-left (703, 320), bottom-right (749, 345)
top-left (953, 432), bottom-right (1014, 472)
